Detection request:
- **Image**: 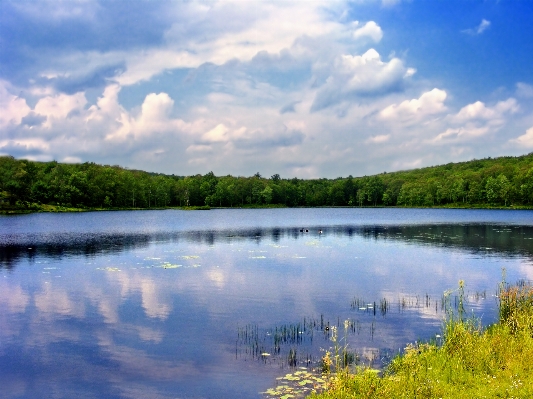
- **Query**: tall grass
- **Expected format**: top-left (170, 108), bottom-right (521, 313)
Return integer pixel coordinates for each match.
top-left (308, 279), bottom-right (533, 399)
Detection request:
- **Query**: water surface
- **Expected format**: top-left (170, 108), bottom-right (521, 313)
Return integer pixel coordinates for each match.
top-left (1, 208), bottom-right (532, 398)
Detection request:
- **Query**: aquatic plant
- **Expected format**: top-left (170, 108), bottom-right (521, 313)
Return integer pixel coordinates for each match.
top-left (263, 319), bottom-right (359, 399)
top-left (308, 279), bottom-right (533, 399)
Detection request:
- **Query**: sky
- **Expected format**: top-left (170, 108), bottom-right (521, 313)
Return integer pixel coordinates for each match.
top-left (1, 0), bottom-right (533, 178)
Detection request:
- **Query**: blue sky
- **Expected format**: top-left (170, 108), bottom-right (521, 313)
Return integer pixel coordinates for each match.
top-left (1, 0), bottom-right (533, 178)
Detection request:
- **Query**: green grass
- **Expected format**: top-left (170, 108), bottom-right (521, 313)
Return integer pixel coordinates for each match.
top-left (178, 205), bottom-right (211, 210)
top-left (0, 203), bottom-right (214, 214)
top-left (306, 280), bottom-right (533, 399)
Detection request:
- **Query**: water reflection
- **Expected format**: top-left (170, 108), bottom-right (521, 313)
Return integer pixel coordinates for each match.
top-left (1, 210), bottom-right (533, 398)
top-left (2, 224), bottom-right (533, 268)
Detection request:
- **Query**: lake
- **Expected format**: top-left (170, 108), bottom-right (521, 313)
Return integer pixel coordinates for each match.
top-left (1, 208), bottom-right (533, 398)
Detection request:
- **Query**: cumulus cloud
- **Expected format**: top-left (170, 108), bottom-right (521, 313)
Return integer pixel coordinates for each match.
top-left (0, 80), bottom-right (31, 128)
top-left (34, 92), bottom-right (87, 126)
top-left (2, 0), bottom-right (533, 178)
top-left (198, 122), bottom-right (304, 149)
top-left (429, 98), bottom-right (519, 145)
top-left (311, 49), bottom-right (413, 111)
top-left (116, 1), bottom-right (344, 85)
top-left (352, 21), bottom-right (383, 42)
top-left (379, 88), bottom-right (447, 123)
top-left (453, 98), bottom-right (518, 124)
top-left (102, 91), bottom-right (195, 146)
top-left (510, 126), bottom-right (533, 148)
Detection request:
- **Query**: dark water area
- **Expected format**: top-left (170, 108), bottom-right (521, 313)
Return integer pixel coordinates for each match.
top-left (1, 208), bottom-right (532, 398)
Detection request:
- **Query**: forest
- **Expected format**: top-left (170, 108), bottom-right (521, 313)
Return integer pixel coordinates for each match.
top-left (1, 153), bottom-right (533, 211)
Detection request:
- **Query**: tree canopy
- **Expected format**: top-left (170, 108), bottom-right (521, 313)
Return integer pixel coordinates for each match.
top-left (1, 153), bottom-right (533, 211)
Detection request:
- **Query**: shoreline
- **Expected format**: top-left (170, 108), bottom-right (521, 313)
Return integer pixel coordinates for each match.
top-left (2, 204), bottom-right (533, 215)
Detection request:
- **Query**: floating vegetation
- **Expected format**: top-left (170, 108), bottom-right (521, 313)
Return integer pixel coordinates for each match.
top-left (263, 321), bottom-right (362, 398)
top-left (263, 369), bottom-right (329, 399)
top-left (96, 267), bottom-right (121, 272)
top-left (244, 286), bottom-right (502, 398)
top-left (161, 263), bottom-right (181, 269)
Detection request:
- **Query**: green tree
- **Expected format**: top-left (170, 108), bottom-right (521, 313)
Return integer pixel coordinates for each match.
top-left (497, 174), bottom-right (511, 206)
top-left (261, 185), bottom-right (273, 204)
top-left (366, 176), bottom-right (385, 206)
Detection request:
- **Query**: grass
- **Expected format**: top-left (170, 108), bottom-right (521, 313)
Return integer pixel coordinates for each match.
top-left (0, 203), bottom-right (212, 214)
top-left (305, 279), bottom-right (533, 399)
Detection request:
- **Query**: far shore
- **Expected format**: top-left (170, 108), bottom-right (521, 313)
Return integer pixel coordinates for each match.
top-left (2, 203), bottom-right (533, 215)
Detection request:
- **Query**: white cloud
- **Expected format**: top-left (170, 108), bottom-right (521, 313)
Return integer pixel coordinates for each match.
top-left (428, 98), bottom-right (519, 145)
top-left (477, 19), bottom-right (491, 34)
top-left (104, 91), bottom-right (193, 143)
top-left (391, 158), bottom-right (423, 170)
top-left (87, 84), bottom-right (122, 122)
top-left (516, 82), bottom-right (533, 98)
top-left (34, 92), bottom-right (87, 126)
top-left (510, 126), bottom-right (533, 148)
top-left (366, 134), bottom-right (390, 144)
top-left (201, 124), bottom-right (232, 143)
top-left (433, 125), bottom-right (490, 143)
top-left (3, 1), bottom-right (533, 178)
top-left (462, 19), bottom-right (491, 35)
top-left (0, 138), bottom-right (51, 154)
top-left (0, 80), bottom-right (31, 128)
top-left (353, 21), bottom-right (383, 42)
top-left (116, 50), bottom-right (200, 86)
top-left (380, 88), bottom-right (447, 123)
top-left (11, 0), bottom-right (98, 22)
top-left (453, 98), bottom-right (518, 123)
top-left (311, 49), bottom-right (412, 111)
top-left (381, 0), bottom-right (403, 7)
top-left (140, 93), bottom-right (174, 122)
top-left (113, 1), bottom-right (344, 85)
top-left (62, 156), bottom-right (82, 163)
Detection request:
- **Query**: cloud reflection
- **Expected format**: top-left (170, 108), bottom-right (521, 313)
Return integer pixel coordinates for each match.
top-left (34, 283), bottom-right (85, 318)
top-left (1, 217), bottom-right (532, 398)
top-left (0, 282), bottom-right (29, 313)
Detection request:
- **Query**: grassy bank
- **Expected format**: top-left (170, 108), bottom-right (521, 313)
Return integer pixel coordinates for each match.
top-left (0, 204), bottom-right (212, 214)
top-left (3, 203), bottom-right (532, 215)
top-left (307, 280), bottom-right (533, 399)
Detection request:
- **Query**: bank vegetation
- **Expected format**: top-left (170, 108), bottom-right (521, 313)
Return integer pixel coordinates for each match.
top-left (1, 153), bottom-right (533, 212)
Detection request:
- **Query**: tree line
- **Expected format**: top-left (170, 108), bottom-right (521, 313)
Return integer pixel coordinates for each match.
top-left (1, 153), bottom-right (533, 210)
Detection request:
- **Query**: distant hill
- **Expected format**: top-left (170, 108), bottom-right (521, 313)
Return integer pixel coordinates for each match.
top-left (1, 153), bottom-right (532, 211)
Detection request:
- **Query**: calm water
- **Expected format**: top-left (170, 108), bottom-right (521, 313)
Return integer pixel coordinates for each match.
top-left (1, 208), bottom-right (533, 398)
